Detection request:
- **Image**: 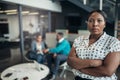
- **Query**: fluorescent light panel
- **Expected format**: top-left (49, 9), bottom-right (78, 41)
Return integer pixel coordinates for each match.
top-left (0, 11), bottom-right (4, 13)
top-left (29, 12), bottom-right (39, 15)
top-left (22, 11), bottom-right (29, 14)
top-left (6, 11), bottom-right (39, 15)
top-left (6, 12), bottom-right (17, 15)
top-left (0, 9), bottom-right (39, 15)
top-left (4, 9), bottom-right (17, 13)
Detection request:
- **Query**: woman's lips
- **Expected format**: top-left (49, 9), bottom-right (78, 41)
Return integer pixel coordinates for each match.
top-left (93, 29), bottom-right (97, 31)
top-left (92, 29), bottom-right (98, 32)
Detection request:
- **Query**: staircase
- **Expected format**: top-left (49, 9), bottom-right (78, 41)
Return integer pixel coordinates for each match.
top-left (51, 0), bottom-right (120, 36)
top-left (67, 0), bottom-right (117, 23)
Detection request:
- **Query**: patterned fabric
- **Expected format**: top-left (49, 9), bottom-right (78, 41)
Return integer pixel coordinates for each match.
top-left (72, 32), bottom-right (120, 80)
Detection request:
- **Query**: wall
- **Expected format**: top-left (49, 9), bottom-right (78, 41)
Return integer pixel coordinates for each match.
top-left (61, 1), bottom-right (88, 31)
top-left (2, 0), bottom-right (62, 12)
top-left (8, 15), bottom-right (19, 40)
top-left (0, 14), bottom-right (39, 40)
top-left (22, 15), bottom-right (39, 34)
top-left (45, 33), bottom-right (57, 48)
top-left (51, 13), bottom-right (65, 32)
top-left (0, 15), bottom-right (18, 40)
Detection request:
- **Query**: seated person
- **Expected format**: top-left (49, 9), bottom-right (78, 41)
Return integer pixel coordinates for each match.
top-left (44, 32), bottom-right (71, 80)
top-left (29, 34), bottom-right (46, 64)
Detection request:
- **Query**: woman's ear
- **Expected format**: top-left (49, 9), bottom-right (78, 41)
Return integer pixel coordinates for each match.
top-left (103, 23), bottom-right (106, 28)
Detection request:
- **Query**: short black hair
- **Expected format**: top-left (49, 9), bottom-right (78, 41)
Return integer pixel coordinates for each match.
top-left (57, 32), bottom-right (64, 37)
top-left (87, 10), bottom-right (107, 21)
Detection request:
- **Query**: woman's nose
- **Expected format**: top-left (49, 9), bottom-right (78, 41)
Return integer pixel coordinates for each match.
top-left (93, 21), bottom-right (98, 26)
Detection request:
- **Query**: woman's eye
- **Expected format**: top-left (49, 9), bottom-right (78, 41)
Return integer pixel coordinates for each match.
top-left (88, 19), bottom-right (94, 23)
top-left (98, 20), bottom-right (103, 23)
top-left (88, 19), bottom-right (104, 23)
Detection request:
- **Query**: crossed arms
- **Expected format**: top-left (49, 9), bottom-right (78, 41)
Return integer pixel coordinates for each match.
top-left (67, 47), bottom-right (120, 77)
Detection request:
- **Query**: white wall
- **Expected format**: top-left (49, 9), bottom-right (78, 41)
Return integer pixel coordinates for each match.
top-left (45, 33), bottom-right (57, 48)
top-left (8, 15), bottom-right (19, 40)
top-left (22, 15), bottom-right (39, 34)
top-left (2, 0), bottom-right (62, 12)
top-left (0, 14), bottom-right (39, 40)
top-left (0, 15), bottom-right (18, 40)
top-left (78, 30), bottom-right (90, 37)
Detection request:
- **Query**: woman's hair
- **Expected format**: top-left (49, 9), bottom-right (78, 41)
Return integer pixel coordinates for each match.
top-left (87, 10), bottom-right (107, 21)
top-left (36, 34), bottom-right (42, 38)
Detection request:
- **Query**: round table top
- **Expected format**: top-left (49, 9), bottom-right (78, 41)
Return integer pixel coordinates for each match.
top-left (1, 62), bottom-right (49, 80)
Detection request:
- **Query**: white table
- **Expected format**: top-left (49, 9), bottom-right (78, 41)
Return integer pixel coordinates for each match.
top-left (1, 62), bottom-right (49, 80)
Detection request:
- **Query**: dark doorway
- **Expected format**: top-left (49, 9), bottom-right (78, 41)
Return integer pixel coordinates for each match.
top-left (66, 16), bottom-right (81, 33)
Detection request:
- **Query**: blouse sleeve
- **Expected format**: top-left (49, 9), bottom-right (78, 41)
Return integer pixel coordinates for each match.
top-left (108, 38), bottom-right (120, 53)
top-left (73, 38), bottom-right (77, 48)
top-left (73, 36), bottom-right (82, 48)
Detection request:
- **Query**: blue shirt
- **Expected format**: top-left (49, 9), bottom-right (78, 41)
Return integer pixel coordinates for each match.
top-left (49, 39), bottom-right (71, 56)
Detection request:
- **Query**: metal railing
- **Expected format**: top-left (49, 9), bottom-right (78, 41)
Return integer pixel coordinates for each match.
top-left (77, 0), bottom-right (116, 19)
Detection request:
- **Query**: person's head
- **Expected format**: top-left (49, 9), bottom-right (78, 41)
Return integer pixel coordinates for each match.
top-left (87, 10), bottom-right (107, 35)
top-left (36, 34), bottom-right (42, 42)
top-left (56, 32), bottom-right (64, 41)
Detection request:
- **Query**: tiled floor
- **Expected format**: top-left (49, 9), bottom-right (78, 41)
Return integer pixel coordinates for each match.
top-left (0, 48), bottom-right (120, 80)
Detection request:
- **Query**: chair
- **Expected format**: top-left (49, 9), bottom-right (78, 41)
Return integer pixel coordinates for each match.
top-left (59, 61), bottom-right (71, 78)
top-left (24, 51), bottom-right (34, 63)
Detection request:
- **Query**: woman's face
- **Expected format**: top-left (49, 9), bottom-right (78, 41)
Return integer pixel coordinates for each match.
top-left (36, 36), bottom-right (42, 42)
top-left (87, 12), bottom-right (106, 35)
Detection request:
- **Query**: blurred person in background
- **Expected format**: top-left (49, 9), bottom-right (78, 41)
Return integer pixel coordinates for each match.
top-left (29, 34), bottom-right (46, 64)
top-left (44, 32), bottom-right (71, 80)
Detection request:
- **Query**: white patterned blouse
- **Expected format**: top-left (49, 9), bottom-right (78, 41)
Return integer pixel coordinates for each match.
top-left (72, 32), bottom-right (120, 80)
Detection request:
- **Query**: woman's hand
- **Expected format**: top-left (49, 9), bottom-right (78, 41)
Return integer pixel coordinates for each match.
top-left (53, 54), bottom-right (57, 58)
top-left (43, 49), bottom-right (49, 53)
top-left (90, 59), bottom-right (102, 67)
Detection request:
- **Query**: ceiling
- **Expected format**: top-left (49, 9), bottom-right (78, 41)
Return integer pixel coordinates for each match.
top-left (0, 1), bottom-right (48, 15)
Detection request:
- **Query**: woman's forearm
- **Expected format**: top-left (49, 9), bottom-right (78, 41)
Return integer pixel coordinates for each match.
top-left (67, 56), bottom-right (102, 69)
top-left (67, 47), bottom-right (102, 70)
top-left (80, 52), bottom-right (120, 77)
top-left (80, 66), bottom-right (110, 77)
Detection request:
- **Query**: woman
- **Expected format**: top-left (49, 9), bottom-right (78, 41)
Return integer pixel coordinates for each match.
top-left (67, 10), bottom-right (120, 80)
top-left (29, 34), bottom-right (46, 64)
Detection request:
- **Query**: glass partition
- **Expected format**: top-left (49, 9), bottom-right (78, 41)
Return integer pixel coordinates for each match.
top-left (0, 2), bottom-right (21, 71)
top-left (21, 6), bottom-right (49, 50)
top-left (0, 1), bottom-right (50, 72)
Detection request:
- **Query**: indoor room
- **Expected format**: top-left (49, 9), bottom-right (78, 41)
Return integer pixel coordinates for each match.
top-left (0, 0), bottom-right (120, 80)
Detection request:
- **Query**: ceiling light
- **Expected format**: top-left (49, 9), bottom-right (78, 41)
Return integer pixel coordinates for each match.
top-left (40, 15), bottom-right (45, 18)
top-left (6, 11), bottom-right (29, 15)
top-left (6, 12), bottom-right (17, 15)
top-left (0, 11), bottom-right (4, 13)
top-left (4, 9), bottom-right (17, 13)
top-left (22, 11), bottom-right (29, 14)
top-left (29, 12), bottom-right (39, 15)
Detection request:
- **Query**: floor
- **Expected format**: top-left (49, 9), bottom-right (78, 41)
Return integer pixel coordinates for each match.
top-left (0, 48), bottom-right (120, 80)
